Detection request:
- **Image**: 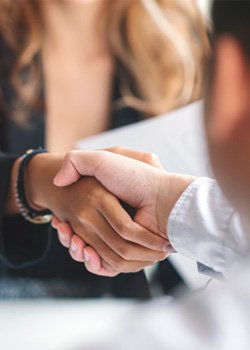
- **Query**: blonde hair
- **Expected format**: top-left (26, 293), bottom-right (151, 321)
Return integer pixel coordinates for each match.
top-left (0, 0), bottom-right (209, 123)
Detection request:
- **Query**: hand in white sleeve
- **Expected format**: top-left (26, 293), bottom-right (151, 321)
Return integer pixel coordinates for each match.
top-left (53, 148), bottom-right (194, 274)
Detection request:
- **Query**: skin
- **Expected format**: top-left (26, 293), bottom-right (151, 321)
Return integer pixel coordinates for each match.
top-left (53, 37), bottom-right (250, 277)
top-left (5, 148), bottom-right (171, 276)
top-left (205, 36), bottom-right (250, 220)
top-left (5, 0), bottom-right (113, 214)
top-left (8, 4), bottom-right (249, 279)
top-left (53, 149), bottom-right (194, 275)
top-left (42, 0), bottom-right (113, 152)
top-left (4, 1), bottom-right (170, 275)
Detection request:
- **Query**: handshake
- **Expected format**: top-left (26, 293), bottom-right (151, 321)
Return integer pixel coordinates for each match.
top-left (28, 147), bottom-right (194, 277)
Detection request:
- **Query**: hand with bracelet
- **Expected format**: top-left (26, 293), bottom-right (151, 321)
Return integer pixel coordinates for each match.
top-left (52, 148), bottom-right (195, 276)
top-left (5, 148), bottom-right (169, 276)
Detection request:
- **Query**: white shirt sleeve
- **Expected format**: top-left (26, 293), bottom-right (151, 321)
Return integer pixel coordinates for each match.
top-left (82, 182), bottom-right (250, 350)
top-left (167, 177), bottom-right (248, 274)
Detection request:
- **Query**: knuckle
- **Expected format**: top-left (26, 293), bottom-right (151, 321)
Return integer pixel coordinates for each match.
top-left (64, 151), bottom-right (71, 161)
top-left (87, 183), bottom-right (114, 209)
top-left (117, 220), bottom-right (132, 238)
top-left (147, 237), bottom-right (166, 251)
top-left (98, 192), bottom-right (112, 210)
top-left (65, 150), bottom-right (75, 161)
top-left (114, 219), bottom-right (124, 233)
top-left (119, 230), bottom-right (129, 240)
top-left (89, 179), bottom-right (102, 193)
top-left (77, 206), bottom-right (95, 226)
top-left (77, 210), bottom-right (90, 225)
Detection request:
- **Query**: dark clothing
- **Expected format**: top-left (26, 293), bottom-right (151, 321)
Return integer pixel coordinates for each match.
top-left (0, 111), bottom-right (153, 299)
top-left (0, 69), bottom-right (151, 298)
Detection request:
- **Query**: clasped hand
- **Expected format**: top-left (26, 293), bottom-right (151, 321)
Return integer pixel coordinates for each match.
top-left (50, 148), bottom-right (194, 276)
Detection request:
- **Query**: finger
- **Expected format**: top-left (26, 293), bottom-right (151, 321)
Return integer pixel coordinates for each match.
top-left (84, 244), bottom-right (161, 275)
top-left (143, 152), bottom-right (164, 169)
top-left (82, 246), bottom-right (102, 270)
top-left (54, 151), bottom-right (83, 187)
top-left (72, 223), bottom-right (158, 274)
top-left (53, 218), bottom-right (74, 248)
top-left (106, 147), bottom-right (164, 169)
top-left (81, 228), bottom-right (167, 274)
top-left (90, 210), bottom-right (168, 261)
top-left (83, 246), bottom-right (118, 277)
top-left (72, 222), bottom-right (124, 268)
top-left (75, 205), bottom-right (168, 260)
top-left (57, 222), bottom-right (74, 248)
top-left (97, 194), bottom-right (169, 252)
top-left (69, 234), bottom-right (86, 262)
top-left (51, 215), bottom-right (60, 229)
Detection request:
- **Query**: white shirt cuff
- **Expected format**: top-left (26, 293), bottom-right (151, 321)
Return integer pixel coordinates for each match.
top-left (167, 178), bottom-right (247, 274)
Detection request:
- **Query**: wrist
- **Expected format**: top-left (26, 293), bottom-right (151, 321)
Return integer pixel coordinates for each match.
top-left (157, 172), bottom-right (196, 235)
top-left (25, 153), bottom-right (65, 211)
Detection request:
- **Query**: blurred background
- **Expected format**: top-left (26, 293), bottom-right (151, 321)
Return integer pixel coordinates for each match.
top-left (0, 0), bottom-right (211, 302)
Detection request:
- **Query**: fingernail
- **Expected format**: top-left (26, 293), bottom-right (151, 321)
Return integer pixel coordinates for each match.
top-left (168, 246), bottom-right (176, 254)
top-left (71, 241), bottom-right (78, 253)
top-left (163, 244), bottom-right (171, 252)
top-left (84, 251), bottom-right (90, 262)
top-left (163, 244), bottom-right (176, 253)
top-left (53, 172), bottom-right (63, 186)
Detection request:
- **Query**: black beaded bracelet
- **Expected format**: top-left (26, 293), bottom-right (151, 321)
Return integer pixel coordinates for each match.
top-left (15, 149), bottom-right (52, 224)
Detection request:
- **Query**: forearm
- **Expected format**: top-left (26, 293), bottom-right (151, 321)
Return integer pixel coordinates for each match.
top-left (4, 153), bottom-right (65, 215)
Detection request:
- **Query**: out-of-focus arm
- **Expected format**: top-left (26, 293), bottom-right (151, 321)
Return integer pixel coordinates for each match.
top-left (167, 177), bottom-right (248, 275)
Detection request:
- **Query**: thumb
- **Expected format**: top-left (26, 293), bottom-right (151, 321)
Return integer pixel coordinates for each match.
top-left (54, 152), bottom-right (81, 187)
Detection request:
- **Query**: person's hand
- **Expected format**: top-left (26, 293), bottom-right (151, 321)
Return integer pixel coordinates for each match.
top-left (25, 152), bottom-right (169, 276)
top-left (51, 214), bottom-right (107, 274)
top-left (51, 147), bottom-right (167, 275)
top-left (53, 149), bottom-right (195, 270)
